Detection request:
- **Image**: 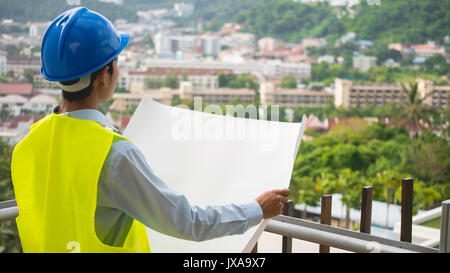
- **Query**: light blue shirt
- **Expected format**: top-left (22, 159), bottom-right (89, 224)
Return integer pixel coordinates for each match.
top-left (52, 106), bottom-right (263, 247)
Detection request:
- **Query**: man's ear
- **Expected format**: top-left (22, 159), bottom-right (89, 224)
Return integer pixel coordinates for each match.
top-left (94, 66), bottom-right (110, 88)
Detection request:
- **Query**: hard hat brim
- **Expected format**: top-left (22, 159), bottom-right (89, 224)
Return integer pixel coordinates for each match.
top-left (41, 31), bottom-right (130, 82)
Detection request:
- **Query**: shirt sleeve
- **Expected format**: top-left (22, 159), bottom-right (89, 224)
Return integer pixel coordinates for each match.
top-left (98, 139), bottom-right (263, 242)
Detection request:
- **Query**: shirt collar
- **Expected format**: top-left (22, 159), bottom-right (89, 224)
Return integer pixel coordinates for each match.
top-left (52, 105), bottom-right (119, 133)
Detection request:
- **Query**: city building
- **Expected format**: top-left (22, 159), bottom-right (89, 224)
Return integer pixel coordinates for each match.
top-left (417, 79), bottom-right (450, 108)
top-left (258, 37), bottom-right (283, 52)
top-left (411, 42), bottom-right (446, 58)
top-left (0, 94), bottom-right (27, 116)
top-left (128, 67), bottom-right (231, 91)
top-left (201, 35), bottom-right (221, 56)
top-left (218, 23), bottom-right (245, 36)
top-left (0, 83), bottom-right (33, 97)
top-left (99, 0), bottom-right (123, 4)
top-left (154, 33), bottom-right (220, 56)
top-left (29, 22), bottom-right (50, 38)
top-left (110, 82), bottom-right (255, 112)
top-left (174, 2), bottom-right (195, 17)
top-left (179, 81), bottom-right (255, 104)
top-left (6, 56), bottom-right (41, 75)
top-left (138, 58), bottom-right (311, 80)
top-left (352, 55), bottom-right (377, 72)
top-left (0, 51), bottom-right (6, 75)
top-left (334, 78), bottom-right (450, 108)
top-left (301, 37), bottom-right (327, 48)
top-left (260, 82), bottom-right (334, 107)
top-left (23, 94), bottom-right (58, 113)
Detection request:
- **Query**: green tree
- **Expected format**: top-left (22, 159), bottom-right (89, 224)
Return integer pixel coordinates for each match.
top-left (422, 54), bottom-right (450, 76)
top-left (22, 68), bottom-right (34, 84)
top-left (163, 74), bottom-right (180, 89)
top-left (399, 81), bottom-right (435, 134)
top-left (144, 77), bottom-right (163, 89)
top-left (338, 169), bottom-right (363, 229)
top-left (0, 138), bottom-right (21, 252)
top-left (281, 75), bottom-right (297, 89)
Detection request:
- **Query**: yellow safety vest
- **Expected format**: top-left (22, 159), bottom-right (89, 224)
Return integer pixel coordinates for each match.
top-left (11, 113), bottom-right (151, 253)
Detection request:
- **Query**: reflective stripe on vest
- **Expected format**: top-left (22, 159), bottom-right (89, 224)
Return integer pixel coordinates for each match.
top-left (11, 113), bottom-right (150, 253)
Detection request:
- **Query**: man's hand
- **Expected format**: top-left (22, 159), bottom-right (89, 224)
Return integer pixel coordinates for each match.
top-left (255, 188), bottom-right (291, 219)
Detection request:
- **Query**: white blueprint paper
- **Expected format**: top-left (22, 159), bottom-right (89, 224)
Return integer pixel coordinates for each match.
top-left (123, 97), bottom-right (306, 252)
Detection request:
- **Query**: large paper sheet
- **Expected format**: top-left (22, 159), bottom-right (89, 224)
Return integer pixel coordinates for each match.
top-left (123, 97), bottom-right (306, 252)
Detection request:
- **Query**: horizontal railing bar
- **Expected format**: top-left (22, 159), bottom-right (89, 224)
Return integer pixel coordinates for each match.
top-left (265, 219), bottom-right (415, 253)
top-left (0, 206), bottom-right (19, 222)
top-left (0, 199), bottom-right (16, 209)
top-left (270, 215), bottom-right (438, 253)
top-left (0, 199), bottom-right (441, 253)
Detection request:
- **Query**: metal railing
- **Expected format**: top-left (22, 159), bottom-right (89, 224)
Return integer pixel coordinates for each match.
top-left (254, 179), bottom-right (449, 253)
top-left (265, 214), bottom-right (438, 253)
top-left (1, 182), bottom-right (449, 253)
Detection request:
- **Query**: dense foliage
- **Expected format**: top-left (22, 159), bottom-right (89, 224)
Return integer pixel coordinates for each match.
top-left (290, 119), bottom-right (449, 219)
top-left (1, 0), bottom-right (448, 45)
top-left (0, 138), bottom-right (21, 253)
top-left (233, 0), bottom-right (450, 44)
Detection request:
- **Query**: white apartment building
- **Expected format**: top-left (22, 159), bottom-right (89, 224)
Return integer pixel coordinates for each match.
top-left (140, 58), bottom-right (311, 80)
top-left (201, 35), bottom-right (221, 56)
top-left (128, 67), bottom-right (231, 91)
top-left (353, 55), bottom-right (377, 72)
top-left (302, 37), bottom-right (327, 48)
top-left (0, 95), bottom-right (27, 116)
top-left (174, 2), bottom-right (195, 17)
top-left (262, 60), bottom-right (311, 78)
top-left (154, 33), bottom-right (220, 56)
top-left (258, 37), bottom-right (283, 51)
top-left (29, 22), bottom-right (50, 38)
top-left (0, 51), bottom-right (6, 75)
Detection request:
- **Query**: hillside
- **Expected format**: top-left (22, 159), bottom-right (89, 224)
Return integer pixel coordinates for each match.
top-left (232, 0), bottom-right (450, 44)
top-left (0, 0), bottom-right (448, 45)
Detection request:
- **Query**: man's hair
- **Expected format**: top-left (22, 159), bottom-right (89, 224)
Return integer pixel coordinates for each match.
top-left (59, 60), bottom-right (115, 102)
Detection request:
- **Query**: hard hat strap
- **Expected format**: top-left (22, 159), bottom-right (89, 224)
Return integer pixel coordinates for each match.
top-left (57, 74), bottom-right (91, 93)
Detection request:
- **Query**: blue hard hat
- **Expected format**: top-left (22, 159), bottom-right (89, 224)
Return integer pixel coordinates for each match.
top-left (40, 7), bottom-right (130, 82)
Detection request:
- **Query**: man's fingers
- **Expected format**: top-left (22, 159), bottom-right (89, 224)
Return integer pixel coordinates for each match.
top-left (279, 196), bottom-right (289, 203)
top-left (275, 188), bottom-right (291, 197)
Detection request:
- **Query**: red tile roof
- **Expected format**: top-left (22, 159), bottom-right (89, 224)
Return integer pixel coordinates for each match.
top-left (0, 83), bottom-right (33, 95)
top-left (8, 114), bottom-right (45, 129)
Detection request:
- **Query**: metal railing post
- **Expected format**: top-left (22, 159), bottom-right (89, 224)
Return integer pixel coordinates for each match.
top-left (319, 195), bottom-right (332, 253)
top-left (440, 200), bottom-right (450, 253)
top-left (360, 186), bottom-right (373, 234)
top-left (401, 178), bottom-right (414, 243)
top-left (281, 200), bottom-right (294, 253)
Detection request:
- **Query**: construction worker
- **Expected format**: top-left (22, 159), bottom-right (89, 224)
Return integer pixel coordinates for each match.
top-left (10, 7), bottom-right (290, 253)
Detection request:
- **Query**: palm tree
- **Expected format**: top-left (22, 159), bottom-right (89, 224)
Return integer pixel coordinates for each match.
top-left (376, 170), bottom-right (402, 227)
top-left (399, 81), bottom-right (436, 136)
top-left (338, 169), bottom-right (363, 229)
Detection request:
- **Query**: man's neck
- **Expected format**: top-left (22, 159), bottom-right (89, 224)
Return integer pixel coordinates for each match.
top-left (58, 99), bottom-right (99, 114)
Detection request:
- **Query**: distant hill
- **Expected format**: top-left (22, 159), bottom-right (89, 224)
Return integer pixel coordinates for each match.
top-left (0, 0), bottom-right (172, 23)
top-left (232, 0), bottom-right (450, 44)
top-left (0, 0), bottom-right (448, 45)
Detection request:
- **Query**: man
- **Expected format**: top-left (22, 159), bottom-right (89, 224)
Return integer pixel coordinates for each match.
top-left (11, 7), bottom-right (290, 253)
